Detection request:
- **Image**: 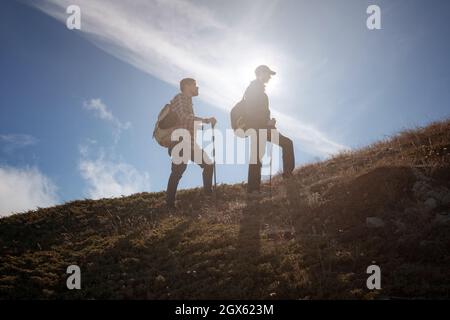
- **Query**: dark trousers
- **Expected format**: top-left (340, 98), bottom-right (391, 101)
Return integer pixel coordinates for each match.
top-left (166, 142), bottom-right (213, 206)
top-left (248, 129), bottom-right (295, 192)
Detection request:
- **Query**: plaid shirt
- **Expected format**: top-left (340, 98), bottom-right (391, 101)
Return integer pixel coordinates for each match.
top-left (170, 93), bottom-right (195, 138)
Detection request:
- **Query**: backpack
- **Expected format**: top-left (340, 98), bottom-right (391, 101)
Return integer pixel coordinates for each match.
top-left (230, 96), bottom-right (249, 138)
top-left (153, 103), bottom-right (179, 148)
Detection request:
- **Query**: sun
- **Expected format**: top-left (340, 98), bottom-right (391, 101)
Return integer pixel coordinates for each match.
top-left (207, 46), bottom-right (283, 109)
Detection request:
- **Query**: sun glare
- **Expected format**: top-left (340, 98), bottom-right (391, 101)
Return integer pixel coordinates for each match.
top-left (231, 59), bottom-right (282, 98)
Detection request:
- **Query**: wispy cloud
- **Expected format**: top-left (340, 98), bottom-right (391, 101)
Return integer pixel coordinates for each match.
top-left (83, 98), bottom-right (130, 142)
top-left (0, 134), bottom-right (38, 154)
top-left (32, 0), bottom-right (348, 156)
top-left (0, 165), bottom-right (58, 217)
top-left (79, 143), bottom-right (150, 199)
top-left (84, 99), bottom-right (116, 123)
top-left (80, 98), bottom-right (145, 198)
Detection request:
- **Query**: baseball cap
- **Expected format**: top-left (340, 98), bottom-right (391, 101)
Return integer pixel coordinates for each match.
top-left (255, 65), bottom-right (276, 76)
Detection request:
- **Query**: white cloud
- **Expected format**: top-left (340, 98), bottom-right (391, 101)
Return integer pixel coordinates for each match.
top-left (84, 98), bottom-right (115, 122)
top-left (0, 166), bottom-right (58, 217)
top-left (79, 146), bottom-right (150, 199)
top-left (0, 134), bottom-right (38, 154)
top-left (78, 101), bottom-right (146, 199)
top-left (32, 0), bottom-right (348, 157)
top-left (83, 98), bottom-right (130, 142)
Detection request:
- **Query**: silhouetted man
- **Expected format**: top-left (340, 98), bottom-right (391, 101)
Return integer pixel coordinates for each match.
top-left (245, 65), bottom-right (295, 194)
top-left (166, 78), bottom-right (217, 208)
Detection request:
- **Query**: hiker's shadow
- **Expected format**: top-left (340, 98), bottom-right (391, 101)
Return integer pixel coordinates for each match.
top-left (236, 198), bottom-right (263, 262)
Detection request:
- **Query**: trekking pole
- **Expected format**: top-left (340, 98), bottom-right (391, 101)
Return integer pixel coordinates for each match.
top-left (211, 123), bottom-right (218, 206)
top-left (269, 142), bottom-right (273, 199)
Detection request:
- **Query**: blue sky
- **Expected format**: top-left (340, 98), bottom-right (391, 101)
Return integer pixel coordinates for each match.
top-left (1, 0), bottom-right (449, 216)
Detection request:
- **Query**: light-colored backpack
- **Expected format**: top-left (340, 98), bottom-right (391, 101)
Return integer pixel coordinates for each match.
top-left (153, 103), bottom-right (179, 148)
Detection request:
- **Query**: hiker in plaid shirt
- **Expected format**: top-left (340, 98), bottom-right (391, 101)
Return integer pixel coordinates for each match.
top-left (166, 78), bottom-right (217, 209)
top-left (170, 92), bottom-right (195, 137)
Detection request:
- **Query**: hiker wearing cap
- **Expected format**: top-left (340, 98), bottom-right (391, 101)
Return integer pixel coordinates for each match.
top-left (245, 65), bottom-right (295, 193)
top-left (166, 78), bottom-right (217, 209)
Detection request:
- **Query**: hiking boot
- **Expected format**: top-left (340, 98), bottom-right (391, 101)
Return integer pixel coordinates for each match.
top-left (282, 172), bottom-right (293, 179)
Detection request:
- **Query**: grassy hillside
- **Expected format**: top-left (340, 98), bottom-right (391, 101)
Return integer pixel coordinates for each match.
top-left (1, 119), bottom-right (450, 299)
